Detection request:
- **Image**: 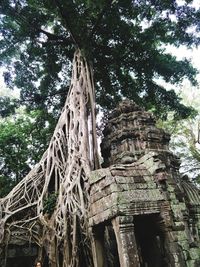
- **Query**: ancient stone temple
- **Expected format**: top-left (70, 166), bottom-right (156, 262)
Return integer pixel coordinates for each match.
top-left (89, 100), bottom-right (200, 267)
top-left (0, 231), bottom-right (38, 267)
top-left (1, 100), bottom-right (200, 267)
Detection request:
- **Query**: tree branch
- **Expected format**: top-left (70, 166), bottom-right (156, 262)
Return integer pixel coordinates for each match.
top-left (54, 0), bottom-right (81, 48)
top-left (89, 0), bottom-right (117, 40)
top-left (20, 88), bottom-right (67, 104)
top-left (3, 4), bottom-right (72, 47)
top-left (40, 29), bottom-right (71, 45)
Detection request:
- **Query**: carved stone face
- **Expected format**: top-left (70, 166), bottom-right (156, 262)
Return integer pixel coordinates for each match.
top-left (152, 154), bottom-right (167, 171)
top-left (152, 154), bottom-right (169, 182)
top-left (142, 152), bottom-right (166, 174)
top-left (154, 171), bottom-right (168, 182)
top-left (141, 152), bottom-right (169, 182)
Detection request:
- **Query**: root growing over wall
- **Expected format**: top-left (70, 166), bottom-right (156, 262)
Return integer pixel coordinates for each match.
top-left (0, 49), bottom-right (99, 267)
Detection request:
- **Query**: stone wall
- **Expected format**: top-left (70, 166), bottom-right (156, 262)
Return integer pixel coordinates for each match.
top-left (89, 100), bottom-right (200, 267)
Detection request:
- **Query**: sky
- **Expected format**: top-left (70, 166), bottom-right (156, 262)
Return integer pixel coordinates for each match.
top-left (154, 45), bottom-right (200, 93)
top-left (0, 0), bottom-right (200, 96)
top-left (166, 45), bottom-right (200, 74)
top-left (1, 45), bottom-right (200, 96)
top-left (0, 68), bottom-right (20, 97)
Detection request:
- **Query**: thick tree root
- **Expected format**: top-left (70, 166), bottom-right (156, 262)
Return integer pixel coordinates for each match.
top-left (0, 49), bottom-right (98, 267)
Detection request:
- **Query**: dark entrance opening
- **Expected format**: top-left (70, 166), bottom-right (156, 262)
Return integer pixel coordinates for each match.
top-left (134, 214), bottom-right (168, 267)
top-left (4, 244), bottom-right (38, 267)
top-left (92, 223), bottom-right (120, 267)
top-left (6, 256), bottom-right (35, 267)
top-left (104, 225), bottom-right (120, 267)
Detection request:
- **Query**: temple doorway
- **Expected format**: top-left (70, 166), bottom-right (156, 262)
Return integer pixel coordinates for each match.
top-left (134, 214), bottom-right (167, 267)
top-left (6, 256), bottom-right (35, 267)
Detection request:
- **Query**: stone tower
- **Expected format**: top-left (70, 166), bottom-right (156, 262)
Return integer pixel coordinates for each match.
top-left (89, 100), bottom-right (200, 267)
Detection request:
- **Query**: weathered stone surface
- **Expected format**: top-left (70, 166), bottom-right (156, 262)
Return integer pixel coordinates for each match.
top-left (101, 100), bottom-right (171, 167)
top-left (3, 100), bottom-right (199, 266)
top-left (89, 100), bottom-right (200, 267)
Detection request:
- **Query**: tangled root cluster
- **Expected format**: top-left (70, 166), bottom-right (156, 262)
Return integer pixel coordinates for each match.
top-left (0, 49), bottom-right (99, 267)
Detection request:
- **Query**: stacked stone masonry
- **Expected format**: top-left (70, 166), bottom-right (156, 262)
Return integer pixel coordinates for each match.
top-left (89, 100), bottom-right (200, 267)
top-left (1, 100), bottom-right (200, 267)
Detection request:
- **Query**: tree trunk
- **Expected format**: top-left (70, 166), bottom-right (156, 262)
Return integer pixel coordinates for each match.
top-left (0, 49), bottom-right (99, 267)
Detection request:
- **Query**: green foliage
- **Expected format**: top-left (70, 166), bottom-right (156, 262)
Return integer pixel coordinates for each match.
top-left (0, 175), bottom-right (14, 198)
top-left (0, 0), bottom-right (200, 193)
top-left (0, 0), bottom-right (199, 117)
top-left (43, 192), bottom-right (58, 216)
top-left (0, 110), bottom-right (54, 187)
top-left (0, 96), bottom-right (19, 117)
top-left (158, 82), bottom-right (200, 183)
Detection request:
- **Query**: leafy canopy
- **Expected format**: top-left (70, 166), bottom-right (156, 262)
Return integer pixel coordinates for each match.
top-left (0, 110), bottom-right (54, 196)
top-left (0, 0), bottom-right (199, 118)
top-left (157, 81), bottom-right (200, 183)
top-left (0, 0), bottom-right (200, 191)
